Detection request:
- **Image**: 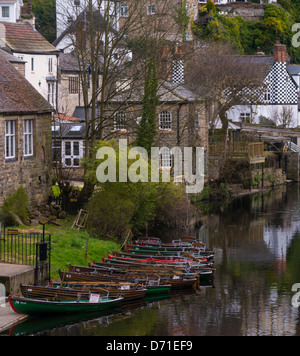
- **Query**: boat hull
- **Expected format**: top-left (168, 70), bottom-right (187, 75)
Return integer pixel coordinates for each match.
top-left (8, 295), bottom-right (123, 315)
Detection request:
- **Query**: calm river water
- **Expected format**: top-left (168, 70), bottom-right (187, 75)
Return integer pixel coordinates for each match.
top-left (2, 184), bottom-right (300, 336)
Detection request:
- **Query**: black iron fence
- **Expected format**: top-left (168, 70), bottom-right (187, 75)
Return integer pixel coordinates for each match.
top-left (48, 195), bottom-right (84, 215)
top-left (0, 223), bottom-right (51, 269)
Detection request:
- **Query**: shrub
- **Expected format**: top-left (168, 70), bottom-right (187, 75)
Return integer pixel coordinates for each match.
top-left (0, 187), bottom-right (29, 225)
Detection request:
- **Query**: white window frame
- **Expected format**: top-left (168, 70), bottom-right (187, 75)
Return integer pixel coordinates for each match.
top-left (120, 4), bottom-right (128, 17)
top-left (24, 119), bottom-right (33, 157)
top-left (48, 82), bottom-right (55, 107)
top-left (31, 57), bottom-right (34, 72)
top-left (48, 58), bottom-right (53, 73)
top-left (5, 120), bottom-right (16, 159)
top-left (159, 147), bottom-right (172, 169)
top-left (63, 140), bottom-right (81, 167)
top-left (159, 111), bottom-right (172, 131)
top-left (147, 4), bottom-right (156, 15)
top-left (2, 6), bottom-right (9, 18)
top-left (114, 111), bottom-right (126, 131)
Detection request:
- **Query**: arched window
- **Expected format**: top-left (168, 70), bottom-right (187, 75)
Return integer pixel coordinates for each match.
top-left (159, 147), bottom-right (172, 168)
top-left (159, 111), bottom-right (172, 131)
top-left (114, 111), bottom-right (126, 131)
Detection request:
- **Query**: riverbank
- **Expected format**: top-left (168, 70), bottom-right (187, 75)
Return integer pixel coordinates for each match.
top-left (231, 180), bottom-right (295, 198)
top-left (5, 216), bottom-right (120, 280)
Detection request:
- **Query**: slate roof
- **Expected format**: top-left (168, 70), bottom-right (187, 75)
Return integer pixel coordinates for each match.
top-left (0, 22), bottom-right (59, 54)
top-left (225, 55), bottom-right (274, 81)
top-left (59, 53), bottom-right (80, 72)
top-left (288, 65), bottom-right (300, 76)
top-left (0, 48), bottom-right (25, 63)
top-left (108, 80), bottom-right (199, 104)
top-left (0, 55), bottom-right (53, 114)
top-left (52, 122), bottom-right (85, 139)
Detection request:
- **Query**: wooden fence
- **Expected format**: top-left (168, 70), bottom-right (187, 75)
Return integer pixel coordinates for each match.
top-left (209, 142), bottom-right (264, 158)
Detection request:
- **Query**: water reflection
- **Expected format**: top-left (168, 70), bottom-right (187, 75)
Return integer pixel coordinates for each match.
top-left (2, 184), bottom-right (300, 336)
top-left (199, 184), bottom-right (300, 336)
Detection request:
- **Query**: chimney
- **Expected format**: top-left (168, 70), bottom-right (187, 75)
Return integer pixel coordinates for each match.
top-left (273, 38), bottom-right (287, 63)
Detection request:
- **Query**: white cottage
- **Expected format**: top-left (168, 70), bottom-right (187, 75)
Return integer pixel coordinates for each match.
top-left (227, 40), bottom-right (299, 128)
top-left (0, 21), bottom-right (59, 109)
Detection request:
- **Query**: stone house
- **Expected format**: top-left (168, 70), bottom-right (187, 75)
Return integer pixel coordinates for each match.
top-left (118, 0), bottom-right (199, 43)
top-left (101, 80), bottom-right (208, 169)
top-left (0, 21), bottom-right (59, 109)
top-left (0, 51), bottom-right (53, 206)
top-left (56, 52), bottom-right (102, 120)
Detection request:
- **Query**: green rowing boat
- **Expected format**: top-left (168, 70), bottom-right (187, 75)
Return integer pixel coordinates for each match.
top-left (8, 295), bottom-right (123, 315)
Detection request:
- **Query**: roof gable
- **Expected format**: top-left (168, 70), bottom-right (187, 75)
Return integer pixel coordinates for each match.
top-left (0, 55), bottom-right (53, 114)
top-left (0, 22), bottom-right (59, 54)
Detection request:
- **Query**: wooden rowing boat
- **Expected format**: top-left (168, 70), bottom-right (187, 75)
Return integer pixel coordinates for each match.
top-left (8, 295), bottom-right (123, 315)
top-left (21, 283), bottom-right (147, 302)
top-left (116, 251), bottom-right (211, 263)
top-left (59, 269), bottom-right (198, 290)
top-left (53, 281), bottom-right (171, 297)
top-left (127, 245), bottom-right (213, 259)
top-left (91, 261), bottom-right (198, 280)
top-left (124, 248), bottom-right (215, 260)
top-left (135, 237), bottom-right (206, 249)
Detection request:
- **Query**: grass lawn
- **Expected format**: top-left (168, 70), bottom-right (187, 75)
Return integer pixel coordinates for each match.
top-left (8, 216), bottom-right (120, 281)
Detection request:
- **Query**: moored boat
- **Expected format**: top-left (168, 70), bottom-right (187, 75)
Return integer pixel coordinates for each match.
top-left (59, 269), bottom-right (198, 291)
top-left (21, 283), bottom-right (147, 302)
top-left (8, 295), bottom-right (123, 315)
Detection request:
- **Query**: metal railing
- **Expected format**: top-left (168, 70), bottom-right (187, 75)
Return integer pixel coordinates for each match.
top-left (0, 223), bottom-right (51, 267)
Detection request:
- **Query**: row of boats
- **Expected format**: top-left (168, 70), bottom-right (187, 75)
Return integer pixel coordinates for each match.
top-left (9, 236), bottom-right (215, 316)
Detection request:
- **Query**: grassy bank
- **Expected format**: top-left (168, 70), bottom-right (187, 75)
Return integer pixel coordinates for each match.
top-left (8, 216), bottom-right (120, 280)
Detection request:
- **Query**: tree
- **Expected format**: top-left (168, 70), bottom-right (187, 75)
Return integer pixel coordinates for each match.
top-left (32, 0), bottom-right (56, 43)
top-left (56, 0), bottom-right (195, 200)
top-left (185, 43), bottom-right (266, 145)
top-left (135, 58), bottom-right (159, 155)
top-left (84, 140), bottom-right (190, 238)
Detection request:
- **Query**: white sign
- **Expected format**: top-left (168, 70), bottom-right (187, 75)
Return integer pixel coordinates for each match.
top-left (89, 293), bottom-right (100, 303)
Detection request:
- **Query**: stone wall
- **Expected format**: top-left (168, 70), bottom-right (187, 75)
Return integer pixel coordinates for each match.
top-left (218, 3), bottom-right (266, 21)
top-left (102, 101), bottom-right (208, 151)
top-left (285, 151), bottom-right (300, 182)
top-left (0, 113), bottom-right (52, 207)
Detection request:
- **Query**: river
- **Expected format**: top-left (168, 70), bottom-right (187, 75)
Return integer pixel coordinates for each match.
top-left (2, 183), bottom-right (300, 336)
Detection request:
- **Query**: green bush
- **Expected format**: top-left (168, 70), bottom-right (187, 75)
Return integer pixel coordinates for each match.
top-left (0, 187), bottom-right (29, 225)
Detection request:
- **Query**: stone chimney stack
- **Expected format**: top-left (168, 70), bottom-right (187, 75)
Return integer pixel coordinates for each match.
top-left (273, 38), bottom-right (287, 63)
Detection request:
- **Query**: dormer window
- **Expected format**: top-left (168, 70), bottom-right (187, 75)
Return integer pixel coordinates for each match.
top-left (2, 6), bottom-right (10, 18)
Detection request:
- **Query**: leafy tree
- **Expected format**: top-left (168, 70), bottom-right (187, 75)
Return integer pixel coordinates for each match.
top-left (0, 187), bottom-right (29, 225)
top-left (84, 140), bottom-right (190, 239)
top-left (32, 0), bottom-right (56, 43)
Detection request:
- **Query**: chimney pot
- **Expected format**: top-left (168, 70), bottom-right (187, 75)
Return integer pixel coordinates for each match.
top-left (273, 39), bottom-right (287, 63)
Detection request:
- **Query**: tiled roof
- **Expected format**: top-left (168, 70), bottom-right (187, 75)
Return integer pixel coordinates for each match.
top-left (0, 48), bottom-right (25, 62)
top-left (58, 53), bottom-right (80, 72)
top-left (0, 55), bottom-right (53, 114)
top-left (52, 122), bottom-right (85, 139)
top-left (0, 22), bottom-right (59, 54)
top-left (108, 80), bottom-right (199, 104)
